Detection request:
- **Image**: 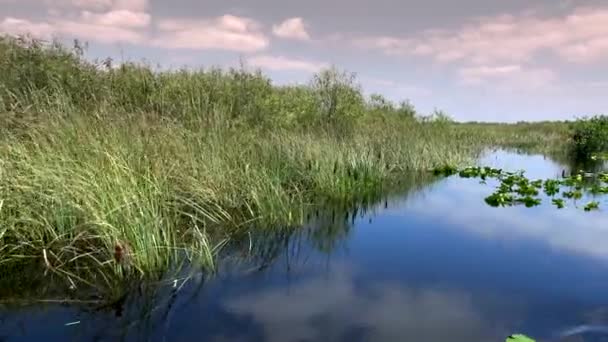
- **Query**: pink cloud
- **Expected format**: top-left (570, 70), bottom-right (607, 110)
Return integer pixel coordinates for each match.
top-left (558, 36), bottom-right (608, 63)
top-left (358, 6), bottom-right (608, 65)
top-left (248, 55), bottom-right (327, 72)
top-left (272, 17), bottom-right (310, 41)
top-left (0, 17), bottom-right (55, 38)
top-left (154, 15), bottom-right (268, 52)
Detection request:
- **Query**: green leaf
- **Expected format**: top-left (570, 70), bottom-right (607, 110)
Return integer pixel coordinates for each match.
top-left (552, 198), bottom-right (565, 209)
top-left (506, 334), bottom-right (535, 342)
top-left (584, 201), bottom-right (599, 212)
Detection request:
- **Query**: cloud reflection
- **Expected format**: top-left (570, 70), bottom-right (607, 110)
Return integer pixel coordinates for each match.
top-left (403, 164), bottom-right (608, 262)
top-left (224, 266), bottom-right (501, 342)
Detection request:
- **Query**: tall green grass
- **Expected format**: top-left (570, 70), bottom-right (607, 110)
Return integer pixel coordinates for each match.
top-left (0, 35), bottom-right (570, 293)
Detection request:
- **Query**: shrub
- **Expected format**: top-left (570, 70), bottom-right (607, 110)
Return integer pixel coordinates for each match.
top-left (570, 115), bottom-right (608, 158)
top-left (310, 67), bottom-right (365, 124)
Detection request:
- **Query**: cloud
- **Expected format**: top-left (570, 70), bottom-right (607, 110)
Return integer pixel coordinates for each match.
top-left (272, 17), bottom-right (310, 41)
top-left (0, 11), bottom-right (148, 44)
top-left (44, 0), bottom-right (146, 12)
top-left (54, 18), bottom-right (146, 43)
top-left (111, 0), bottom-right (147, 11)
top-left (67, 0), bottom-right (113, 10)
top-left (458, 65), bottom-right (557, 89)
top-left (357, 6), bottom-right (608, 65)
top-left (0, 0), bottom-right (151, 44)
top-left (248, 55), bottom-right (328, 72)
top-left (459, 65), bottom-right (522, 79)
top-left (80, 10), bottom-right (150, 28)
top-left (353, 36), bottom-right (412, 56)
top-left (153, 15), bottom-right (269, 52)
top-left (0, 12), bottom-right (269, 51)
top-left (0, 17), bottom-right (55, 39)
top-left (558, 36), bottom-right (608, 63)
top-left (361, 77), bottom-right (432, 98)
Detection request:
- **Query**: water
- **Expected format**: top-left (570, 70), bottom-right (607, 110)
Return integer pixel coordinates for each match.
top-left (2, 150), bottom-right (608, 342)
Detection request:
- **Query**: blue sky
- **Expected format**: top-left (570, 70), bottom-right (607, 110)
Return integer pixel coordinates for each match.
top-left (1, 0), bottom-right (607, 122)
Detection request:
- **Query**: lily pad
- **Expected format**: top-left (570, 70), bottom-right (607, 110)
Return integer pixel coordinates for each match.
top-left (506, 334), bottom-right (535, 342)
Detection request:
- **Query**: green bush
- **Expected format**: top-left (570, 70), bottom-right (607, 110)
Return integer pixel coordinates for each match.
top-left (571, 115), bottom-right (608, 158)
top-left (309, 67), bottom-right (365, 125)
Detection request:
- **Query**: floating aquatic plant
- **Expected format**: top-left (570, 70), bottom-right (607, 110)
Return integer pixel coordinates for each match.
top-left (433, 165), bottom-right (607, 212)
top-left (584, 201), bottom-right (600, 211)
top-left (552, 198), bottom-right (565, 209)
top-left (506, 334), bottom-right (535, 342)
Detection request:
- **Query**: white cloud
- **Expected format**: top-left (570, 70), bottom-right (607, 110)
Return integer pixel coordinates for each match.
top-left (81, 10), bottom-right (150, 28)
top-left (458, 65), bottom-right (557, 89)
top-left (354, 4), bottom-right (608, 92)
top-left (248, 55), bottom-right (328, 72)
top-left (0, 13), bottom-right (148, 44)
top-left (153, 15), bottom-right (269, 52)
top-left (44, 0), bottom-right (146, 11)
top-left (361, 77), bottom-right (432, 98)
top-left (272, 17), bottom-right (310, 41)
top-left (0, 0), bottom-right (151, 44)
top-left (0, 12), bottom-right (271, 51)
top-left (55, 19), bottom-right (145, 43)
top-left (459, 65), bottom-right (523, 79)
top-left (357, 6), bottom-right (608, 65)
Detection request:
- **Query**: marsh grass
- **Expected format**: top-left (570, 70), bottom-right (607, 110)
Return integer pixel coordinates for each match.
top-left (0, 35), bottom-right (571, 293)
top-left (0, 114), bottom-right (489, 288)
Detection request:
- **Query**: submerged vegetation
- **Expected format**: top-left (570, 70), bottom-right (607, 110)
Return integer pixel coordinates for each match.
top-left (0, 35), bottom-right (596, 295)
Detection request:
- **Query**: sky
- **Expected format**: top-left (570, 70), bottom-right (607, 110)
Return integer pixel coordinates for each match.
top-left (1, 0), bottom-right (607, 122)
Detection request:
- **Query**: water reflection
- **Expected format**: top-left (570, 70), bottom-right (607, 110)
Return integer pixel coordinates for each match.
top-left (221, 171), bottom-right (437, 271)
top-left (490, 148), bottom-right (608, 175)
top-left (223, 264), bottom-right (501, 342)
top-left (2, 150), bottom-right (608, 341)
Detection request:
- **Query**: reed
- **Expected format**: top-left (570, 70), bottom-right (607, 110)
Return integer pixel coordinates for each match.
top-left (0, 35), bottom-right (569, 290)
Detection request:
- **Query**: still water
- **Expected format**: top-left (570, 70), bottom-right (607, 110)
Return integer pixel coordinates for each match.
top-left (2, 150), bottom-right (608, 341)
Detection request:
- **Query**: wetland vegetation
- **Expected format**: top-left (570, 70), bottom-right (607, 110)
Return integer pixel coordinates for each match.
top-left (0, 35), bottom-right (606, 302)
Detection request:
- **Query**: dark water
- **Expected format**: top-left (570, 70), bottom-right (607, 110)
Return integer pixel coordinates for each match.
top-left (2, 150), bottom-right (608, 342)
